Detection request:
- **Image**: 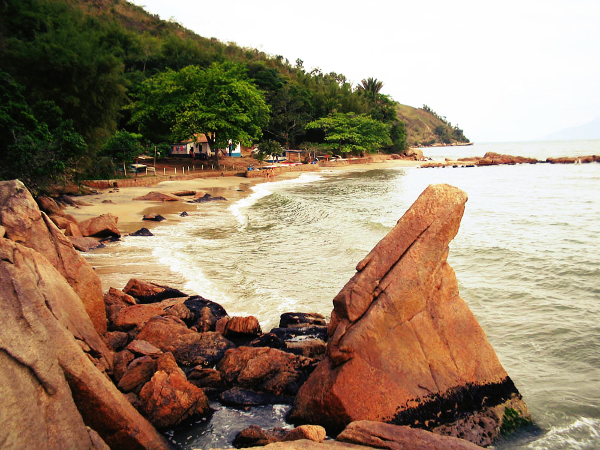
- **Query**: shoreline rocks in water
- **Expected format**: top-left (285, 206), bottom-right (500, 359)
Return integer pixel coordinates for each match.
top-left (0, 179), bottom-right (531, 449)
top-left (420, 152), bottom-right (600, 168)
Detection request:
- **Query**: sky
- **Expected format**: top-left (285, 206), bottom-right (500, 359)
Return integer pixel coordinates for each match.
top-left (130, 0), bottom-right (600, 143)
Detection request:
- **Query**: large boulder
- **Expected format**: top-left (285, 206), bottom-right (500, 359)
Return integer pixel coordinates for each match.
top-left (79, 213), bottom-right (121, 238)
top-left (138, 370), bottom-right (211, 429)
top-left (135, 315), bottom-right (197, 351)
top-left (288, 184), bottom-right (529, 446)
top-left (133, 191), bottom-right (181, 202)
top-left (0, 237), bottom-right (169, 449)
top-left (0, 180), bottom-right (107, 334)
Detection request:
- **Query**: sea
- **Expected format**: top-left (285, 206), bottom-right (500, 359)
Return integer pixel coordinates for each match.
top-left (84, 139), bottom-right (600, 449)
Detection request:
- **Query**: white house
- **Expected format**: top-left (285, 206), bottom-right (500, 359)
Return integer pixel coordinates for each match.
top-left (170, 134), bottom-right (242, 158)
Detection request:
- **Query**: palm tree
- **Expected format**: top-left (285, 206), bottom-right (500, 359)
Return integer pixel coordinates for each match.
top-left (356, 78), bottom-right (384, 98)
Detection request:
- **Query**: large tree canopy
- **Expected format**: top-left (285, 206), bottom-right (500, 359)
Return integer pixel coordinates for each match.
top-left (130, 62), bottom-right (270, 155)
top-left (305, 112), bottom-right (391, 155)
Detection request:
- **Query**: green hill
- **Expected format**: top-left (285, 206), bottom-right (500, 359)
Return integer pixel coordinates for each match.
top-left (396, 104), bottom-right (470, 147)
top-left (0, 0), bottom-right (469, 191)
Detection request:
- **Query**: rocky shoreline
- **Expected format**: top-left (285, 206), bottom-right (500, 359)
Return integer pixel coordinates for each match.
top-left (420, 151), bottom-right (600, 168)
top-left (0, 178), bottom-right (534, 449)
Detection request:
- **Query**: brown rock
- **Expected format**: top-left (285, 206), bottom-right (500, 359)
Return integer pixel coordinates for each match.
top-left (36, 195), bottom-right (64, 216)
top-left (105, 287), bottom-right (137, 325)
top-left (156, 352), bottom-right (186, 378)
top-left (113, 350), bottom-right (136, 383)
top-left (79, 213), bottom-right (121, 238)
top-left (224, 316), bottom-right (263, 337)
top-left (105, 331), bottom-right (129, 351)
top-left (112, 304), bottom-right (166, 331)
top-left (123, 278), bottom-right (187, 304)
top-left (217, 347), bottom-right (316, 399)
top-left (233, 425), bottom-right (288, 448)
top-left (282, 425), bottom-right (326, 443)
top-left (0, 180), bottom-right (107, 334)
top-left (64, 221), bottom-right (83, 237)
top-left (171, 190), bottom-right (196, 196)
top-left (138, 370), bottom-right (211, 429)
top-left (50, 213), bottom-right (76, 229)
top-left (0, 237), bottom-right (169, 449)
top-left (118, 356), bottom-right (157, 392)
top-left (127, 339), bottom-right (163, 357)
top-left (133, 191), bottom-right (181, 202)
top-left (68, 236), bottom-right (104, 252)
top-left (135, 315), bottom-right (196, 351)
top-left (336, 421), bottom-right (482, 450)
top-left (289, 184), bottom-right (528, 443)
top-left (187, 367), bottom-right (225, 389)
top-left (172, 331), bottom-right (236, 367)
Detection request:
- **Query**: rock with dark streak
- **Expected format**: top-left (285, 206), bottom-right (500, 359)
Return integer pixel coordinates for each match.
top-left (288, 184), bottom-right (529, 446)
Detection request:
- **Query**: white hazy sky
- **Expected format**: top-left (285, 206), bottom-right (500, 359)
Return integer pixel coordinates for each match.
top-left (130, 0), bottom-right (600, 143)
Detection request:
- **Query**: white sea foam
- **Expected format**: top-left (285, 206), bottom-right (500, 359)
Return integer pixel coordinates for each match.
top-left (527, 417), bottom-right (600, 449)
top-left (229, 172), bottom-right (323, 228)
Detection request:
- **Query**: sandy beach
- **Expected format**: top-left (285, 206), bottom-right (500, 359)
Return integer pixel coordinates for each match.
top-left (65, 159), bottom-right (422, 234)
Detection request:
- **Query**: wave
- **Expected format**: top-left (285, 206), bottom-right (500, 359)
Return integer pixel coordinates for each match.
top-left (229, 173), bottom-right (324, 228)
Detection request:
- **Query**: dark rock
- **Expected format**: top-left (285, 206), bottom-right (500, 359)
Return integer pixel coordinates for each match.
top-left (105, 331), bottom-right (129, 352)
top-left (189, 193), bottom-right (227, 203)
top-left (220, 387), bottom-right (281, 407)
top-left (187, 367), bottom-right (225, 391)
top-left (183, 295), bottom-right (228, 330)
top-left (142, 214), bottom-right (166, 222)
top-left (249, 333), bottom-right (286, 350)
top-left (171, 332), bottom-right (236, 367)
top-left (270, 325), bottom-right (328, 343)
top-left (279, 312), bottom-right (327, 328)
top-left (123, 278), bottom-right (187, 304)
top-left (179, 211), bottom-right (189, 217)
top-left (130, 227), bottom-right (154, 236)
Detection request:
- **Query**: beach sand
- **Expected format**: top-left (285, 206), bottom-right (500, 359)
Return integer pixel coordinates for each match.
top-left (65, 159), bottom-right (422, 233)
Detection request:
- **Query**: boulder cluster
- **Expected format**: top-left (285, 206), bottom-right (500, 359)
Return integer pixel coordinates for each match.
top-left (420, 151), bottom-right (600, 168)
top-left (0, 179), bottom-right (532, 449)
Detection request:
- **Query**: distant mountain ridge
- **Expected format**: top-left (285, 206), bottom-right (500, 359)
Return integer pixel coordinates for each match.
top-left (542, 117), bottom-right (600, 141)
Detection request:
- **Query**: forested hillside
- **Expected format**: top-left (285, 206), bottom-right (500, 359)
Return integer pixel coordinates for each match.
top-left (0, 0), bottom-right (468, 193)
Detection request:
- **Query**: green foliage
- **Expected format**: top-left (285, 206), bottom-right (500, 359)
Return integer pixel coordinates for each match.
top-left (306, 112), bottom-right (391, 155)
top-left (101, 129), bottom-right (144, 164)
top-left (0, 0), bottom-right (467, 189)
top-left (500, 408), bottom-right (533, 435)
top-left (258, 140), bottom-right (283, 161)
top-left (131, 62), bottom-right (270, 153)
top-left (0, 72), bottom-right (87, 194)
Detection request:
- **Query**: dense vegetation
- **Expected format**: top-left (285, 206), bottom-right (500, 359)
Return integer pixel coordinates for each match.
top-left (0, 0), bottom-right (467, 194)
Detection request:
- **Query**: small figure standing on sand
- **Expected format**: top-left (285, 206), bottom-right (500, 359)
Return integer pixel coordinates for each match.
top-left (190, 149), bottom-right (195, 161)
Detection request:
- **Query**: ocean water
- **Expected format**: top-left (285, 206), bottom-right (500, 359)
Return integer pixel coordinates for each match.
top-left (85, 139), bottom-right (600, 449)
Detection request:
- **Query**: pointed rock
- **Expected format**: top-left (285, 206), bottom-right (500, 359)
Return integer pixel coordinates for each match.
top-left (289, 184), bottom-right (528, 446)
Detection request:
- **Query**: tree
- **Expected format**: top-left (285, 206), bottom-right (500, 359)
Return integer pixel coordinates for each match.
top-left (131, 62), bottom-right (270, 167)
top-left (0, 72), bottom-right (87, 194)
top-left (305, 112), bottom-right (391, 155)
top-left (101, 130), bottom-right (145, 167)
top-left (356, 78), bottom-right (384, 99)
